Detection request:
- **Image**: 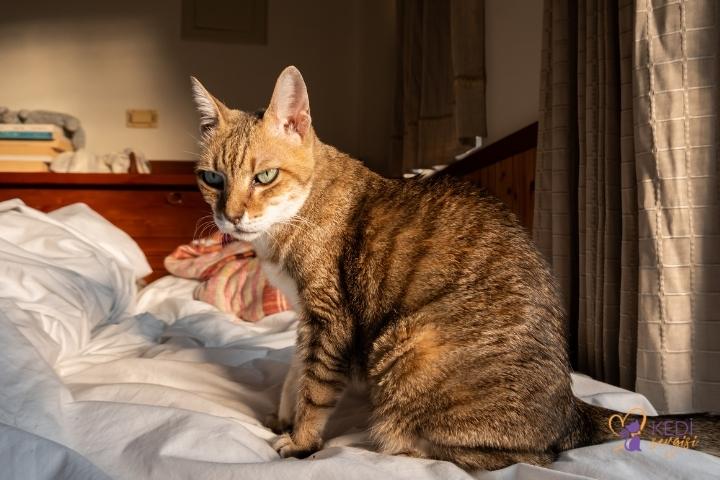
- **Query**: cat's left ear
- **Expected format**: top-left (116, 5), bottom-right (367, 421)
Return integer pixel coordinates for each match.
top-left (265, 66), bottom-right (312, 143)
top-left (190, 76), bottom-right (229, 138)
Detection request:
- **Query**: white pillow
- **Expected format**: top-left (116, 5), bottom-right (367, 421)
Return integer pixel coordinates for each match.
top-left (48, 203), bottom-right (152, 279)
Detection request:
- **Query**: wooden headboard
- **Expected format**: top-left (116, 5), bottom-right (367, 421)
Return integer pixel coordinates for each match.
top-left (439, 123), bottom-right (538, 232)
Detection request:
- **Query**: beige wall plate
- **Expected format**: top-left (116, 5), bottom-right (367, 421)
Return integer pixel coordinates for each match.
top-left (127, 109), bottom-right (158, 128)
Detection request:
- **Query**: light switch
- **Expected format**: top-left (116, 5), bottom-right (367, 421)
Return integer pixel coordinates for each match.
top-left (127, 109), bottom-right (158, 128)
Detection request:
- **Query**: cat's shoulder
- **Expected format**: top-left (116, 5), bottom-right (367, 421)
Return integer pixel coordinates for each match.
top-left (393, 174), bottom-right (503, 210)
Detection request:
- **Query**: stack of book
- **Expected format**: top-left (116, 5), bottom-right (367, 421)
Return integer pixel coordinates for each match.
top-left (0, 124), bottom-right (74, 172)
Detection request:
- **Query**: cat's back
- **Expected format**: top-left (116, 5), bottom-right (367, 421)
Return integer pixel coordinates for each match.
top-left (362, 173), bottom-right (527, 248)
top-left (337, 171), bottom-right (558, 329)
top-left (353, 172), bottom-right (544, 283)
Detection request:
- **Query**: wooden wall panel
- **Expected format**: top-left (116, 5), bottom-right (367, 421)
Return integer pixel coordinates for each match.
top-left (450, 147), bottom-right (536, 232)
top-left (514, 150), bottom-right (536, 232)
top-left (440, 123), bottom-right (538, 233)
top-left (495, 156), bottom-right (515, 215)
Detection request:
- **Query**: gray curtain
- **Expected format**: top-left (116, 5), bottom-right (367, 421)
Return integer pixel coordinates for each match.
top-left (535, 0), bottom-right (720, 414)
top-left (392, 0), bottom-right (486, 176)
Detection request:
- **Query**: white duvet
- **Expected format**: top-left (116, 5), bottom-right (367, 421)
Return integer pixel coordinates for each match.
top-left (0, 199), bottom-right (717, 480)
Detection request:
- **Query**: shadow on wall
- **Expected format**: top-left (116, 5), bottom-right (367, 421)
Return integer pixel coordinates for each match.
top-left (0, 0), bottom-right (396, 174)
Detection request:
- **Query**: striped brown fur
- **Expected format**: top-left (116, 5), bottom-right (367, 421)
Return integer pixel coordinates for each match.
top-left (190, 67), bottom-right (720, 470)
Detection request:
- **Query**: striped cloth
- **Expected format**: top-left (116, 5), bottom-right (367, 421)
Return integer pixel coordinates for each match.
top-left (164, 232), bottom-right (291, 322)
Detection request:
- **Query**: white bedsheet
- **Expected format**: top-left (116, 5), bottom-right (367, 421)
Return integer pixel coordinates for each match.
top-left (0, 200), bottom-right (718, 480)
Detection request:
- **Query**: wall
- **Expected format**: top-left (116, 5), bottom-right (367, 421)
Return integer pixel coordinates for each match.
top-left (0, 0), bottom-right (396, 173)
top-left (355, 0), bottom-right (397, 174)
top-left (484, 0), bottom-right (543, 146)
top-left (0, 0), bottom-right (541, 173)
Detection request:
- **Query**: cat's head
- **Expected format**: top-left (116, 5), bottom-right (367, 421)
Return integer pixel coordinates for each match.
top-left (191, 66), bottom-right (315, 242)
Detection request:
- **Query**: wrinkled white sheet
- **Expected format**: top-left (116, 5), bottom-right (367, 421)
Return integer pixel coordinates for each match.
top-left (0, 200), bottom-right (718, 480)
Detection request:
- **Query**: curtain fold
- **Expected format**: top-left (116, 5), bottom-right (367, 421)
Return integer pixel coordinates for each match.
top-left (535, 0), bottom-right (720, 413)
top-left (633, 0), bottom-right (720, 414)
top-left (392, 0), bottom-right (486, 176)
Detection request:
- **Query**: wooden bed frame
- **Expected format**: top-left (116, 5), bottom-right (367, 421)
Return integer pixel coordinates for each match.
top-left (439, 122), bottom-right (538, 232)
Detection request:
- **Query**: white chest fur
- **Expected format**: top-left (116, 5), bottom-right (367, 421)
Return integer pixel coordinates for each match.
top-left (254, 235), bottom-right (303, 426)
top-left (253, 235), bottom-right (302, 311)
top-left (261, 259), bottom-right (302, 311)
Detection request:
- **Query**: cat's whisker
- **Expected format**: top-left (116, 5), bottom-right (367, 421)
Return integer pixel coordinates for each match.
top-left (193, 214), bottom-right (214, 227)
top-left (201, 223), bottom-right (219, 240)
top-left (194, 219), bottom-right (218, 241)
top-left (192, 221), bottom-right (208, 240)
top-left (193, 214), bottom-right (215, 240)
top-left (275, 214), bottom-right (318, 232)
top-left (184, 130), bottom-right (203, 145)
top-left (182, 150), bottom-right (201, 159)
top-left (287, 215), bottom-right (317, 229)
top-left (259, 228), bottom-right (284, 253)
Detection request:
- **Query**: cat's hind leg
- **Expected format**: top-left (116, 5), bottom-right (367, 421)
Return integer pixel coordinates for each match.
top-left (370, 416), bottom-right (431, 459)
top-left (367, 319), bottom-right (450, 459)
top-left (371, 412), bottom-right (556, 470)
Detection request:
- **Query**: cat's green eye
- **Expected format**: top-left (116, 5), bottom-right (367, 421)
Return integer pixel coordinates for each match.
top-left (254, 168), bottom-right (279, 185)
top-left (198, 170), bottom-right (225, 190)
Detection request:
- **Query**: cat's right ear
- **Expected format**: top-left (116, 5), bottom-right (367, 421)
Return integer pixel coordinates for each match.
top-left (190, 77), bottom-right (228, 138)
top-left (265, 66), bottom-right (312, 144)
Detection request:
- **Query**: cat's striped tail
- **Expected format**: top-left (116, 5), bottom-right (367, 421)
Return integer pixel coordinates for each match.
top-left (572, 401), bottom-right (720, 457)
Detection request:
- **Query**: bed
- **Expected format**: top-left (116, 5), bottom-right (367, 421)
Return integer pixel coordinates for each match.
top-left (1, 150), bottom-right (719, 479)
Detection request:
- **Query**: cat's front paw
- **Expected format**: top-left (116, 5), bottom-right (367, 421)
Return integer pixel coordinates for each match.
top-left (273, 433), bottom-right (320, 459)
top-left (265, 412), bottom-right (293, 434)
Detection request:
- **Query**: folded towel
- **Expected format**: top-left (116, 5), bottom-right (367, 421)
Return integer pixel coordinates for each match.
top-left (50, 148), bottom-right (150, 173)
top-left (164, 232), bottom-right (291, 322)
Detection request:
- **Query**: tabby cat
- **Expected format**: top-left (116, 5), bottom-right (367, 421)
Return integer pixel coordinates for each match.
top-left (190, 66), bottom-right (718, 470)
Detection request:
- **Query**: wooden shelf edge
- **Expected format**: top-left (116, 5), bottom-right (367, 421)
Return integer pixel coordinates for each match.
top-left (439, 122), bottom-right (538, 179)
top-left (0, 160), bottom-right (198, 187)
top-left (0, 172), bottom-right (199, 187)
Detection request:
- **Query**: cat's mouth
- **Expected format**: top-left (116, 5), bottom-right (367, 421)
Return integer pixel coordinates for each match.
top-left (214, 214), bottom-right (263, 238)
top-left (230, 227), bottom-right (263, 241)
top-left (234, 226), bottom-right (259, 234)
